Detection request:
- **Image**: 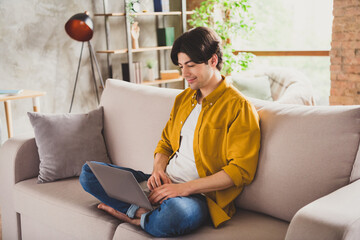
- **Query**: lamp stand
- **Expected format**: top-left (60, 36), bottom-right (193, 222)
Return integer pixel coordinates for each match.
top-left (69, 41), bottom-right (105, 113)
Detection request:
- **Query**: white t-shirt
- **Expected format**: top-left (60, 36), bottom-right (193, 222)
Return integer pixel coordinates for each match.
top-left (165, 103), bottom-right (202, 183)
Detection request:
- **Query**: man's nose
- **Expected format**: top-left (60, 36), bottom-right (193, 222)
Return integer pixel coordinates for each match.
top-left (181, 67), bottom-right (188, 77)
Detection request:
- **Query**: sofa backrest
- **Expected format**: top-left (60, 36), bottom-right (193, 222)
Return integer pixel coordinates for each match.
top-left (236, 98), bottom-right (360, 222)
top-left (100, 79), bottom-right (181, 173)
top-left (100, 79), bottom-right (360, 223)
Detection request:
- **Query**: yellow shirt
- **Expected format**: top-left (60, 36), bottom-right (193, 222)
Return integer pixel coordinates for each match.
top-left (154, 78), bottom-right (261, 228)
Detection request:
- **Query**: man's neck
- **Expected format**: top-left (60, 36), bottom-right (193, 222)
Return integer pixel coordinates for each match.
top-left (198, 71), bottom-right (222, 104)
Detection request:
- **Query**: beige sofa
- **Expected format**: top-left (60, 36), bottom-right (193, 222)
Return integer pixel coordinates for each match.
top-left (1, 79), bottom-right (360, 240)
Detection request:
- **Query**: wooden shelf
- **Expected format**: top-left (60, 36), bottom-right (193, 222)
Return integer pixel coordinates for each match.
top-left (94, 13), bottom-right (125, 17)
top-left (97, 46), bottom-right (172, 54)
top-left (95, 11), bottom-right (194, 17)
top-left (141, 78), bottom-right (184, 86)
top-left (234, 50), bottom-right (330, 57)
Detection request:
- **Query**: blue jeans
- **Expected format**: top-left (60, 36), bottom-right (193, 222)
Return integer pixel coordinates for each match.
top-left (79, 162), bottom-right (209, 237)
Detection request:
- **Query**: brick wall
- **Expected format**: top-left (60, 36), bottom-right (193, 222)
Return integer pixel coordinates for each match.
top-left (187, 0), bottom-right (202, 11)
top-left (330, 0), bottom-right (360, 105)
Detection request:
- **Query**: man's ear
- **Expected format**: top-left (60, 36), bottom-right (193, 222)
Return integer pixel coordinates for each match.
top-left (209, 54), bottom-right (218, 68)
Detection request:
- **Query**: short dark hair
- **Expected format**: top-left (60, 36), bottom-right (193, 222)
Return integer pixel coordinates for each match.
top-left (171, 27), bottom-right (223, 71)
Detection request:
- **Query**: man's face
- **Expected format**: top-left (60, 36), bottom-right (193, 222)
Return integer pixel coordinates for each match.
top-left (177, 52), bottom-right (215, 91)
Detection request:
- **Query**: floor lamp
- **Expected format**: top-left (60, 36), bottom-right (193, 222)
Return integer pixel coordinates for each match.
top-left (65, 11), bottom-right (105, 113)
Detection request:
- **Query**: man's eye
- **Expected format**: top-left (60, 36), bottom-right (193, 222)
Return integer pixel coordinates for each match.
top-left (179, 66), bottom-right (183, 69)
top-left (187, 65), bottom-right (195, 68)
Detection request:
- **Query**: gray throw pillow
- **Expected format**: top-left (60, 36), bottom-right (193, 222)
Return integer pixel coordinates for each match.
top-left (28, 107), bottom-right (110, 183)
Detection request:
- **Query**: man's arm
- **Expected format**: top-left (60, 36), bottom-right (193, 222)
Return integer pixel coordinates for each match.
top-left (148, 170), bottom-right (234, 205)
top-left (147, 153), bottom-right (172, 190)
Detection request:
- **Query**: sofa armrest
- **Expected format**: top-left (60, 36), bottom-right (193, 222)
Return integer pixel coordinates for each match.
top-left (0, 136), bottom-right (39, 240)
top-left (285, 180), bottom-right (360, 240)
top-left (0, 136), bottom-right (39, 185)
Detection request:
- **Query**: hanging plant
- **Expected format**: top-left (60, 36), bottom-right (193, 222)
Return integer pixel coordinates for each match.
top-left (188, 0), bottom-right (255, 75)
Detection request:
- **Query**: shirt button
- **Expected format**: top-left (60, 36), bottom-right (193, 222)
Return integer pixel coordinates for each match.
top-left (180, 121), bottom-right (183, 124)
top-left (192, 104), bottom-right (194, 106)
top-left (210, 103), bottom-right (213, 106)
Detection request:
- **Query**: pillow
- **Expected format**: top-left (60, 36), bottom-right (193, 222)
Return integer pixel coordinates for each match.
top-left (231, 74), bottom-right (273, 101)
top-left (28, 107), bottom-right (110, 183)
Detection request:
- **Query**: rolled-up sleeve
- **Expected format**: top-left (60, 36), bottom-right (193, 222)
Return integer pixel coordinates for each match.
top-left (222, 100), bottom-right (260, 187)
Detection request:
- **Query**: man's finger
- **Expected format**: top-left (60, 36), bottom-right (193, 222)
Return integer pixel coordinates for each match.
top-left (159, 172), bottom-right (171, 184)
top-left (149, 176), bottom-right (157, 190)
top-left (160, 196), bottom-right (169, 204)
top-left (154, 175), bottom-right (161, 187)
top-left (147, 180), bottom-right (153, 191)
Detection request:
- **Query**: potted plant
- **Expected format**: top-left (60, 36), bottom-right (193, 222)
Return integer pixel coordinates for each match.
top-left (126, 0), bottom-right (140, 24)
top-left (188, 0), bottom-right (255, 76)
top-left (146, 59), bottom-right (156, 81)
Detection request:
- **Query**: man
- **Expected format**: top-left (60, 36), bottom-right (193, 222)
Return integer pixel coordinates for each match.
top-left (80, 26), bottom-right (260, 237)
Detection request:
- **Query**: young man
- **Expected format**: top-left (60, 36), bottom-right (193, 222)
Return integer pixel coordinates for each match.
top-left (80, 27), bottom-right (260, 237)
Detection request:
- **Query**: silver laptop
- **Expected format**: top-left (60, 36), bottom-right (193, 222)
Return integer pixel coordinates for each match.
top-left (86, 161), bottom-right (154, 210)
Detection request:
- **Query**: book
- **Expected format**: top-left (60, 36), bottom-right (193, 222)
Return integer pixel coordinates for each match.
top-left (122, 62), bottom-right (142, 83)
top-left (0, 89), bottom-right (23, 96)
top-left (157, 27), bottom-right (175, 46)
top-left (153, 0), bottom-right (169, 12)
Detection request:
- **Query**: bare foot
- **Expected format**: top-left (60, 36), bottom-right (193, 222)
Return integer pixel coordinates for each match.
top-left (135, 207), bottom-right (150, 218)
top-left (98, 203), bottom-right (141, 226)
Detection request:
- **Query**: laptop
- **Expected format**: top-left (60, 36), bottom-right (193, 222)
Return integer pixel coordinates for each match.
top-left (86, 161), bottom-right (154, 210)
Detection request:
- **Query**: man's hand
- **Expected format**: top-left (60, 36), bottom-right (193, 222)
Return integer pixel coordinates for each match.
top-left (147, 153), bottom-right (172, 190)
top-left (147, 169), bottom-right (172, 191)
top-left (148, 170), bottom-right (235, 205)
top-left (148, 183), bottom-right (190, 205)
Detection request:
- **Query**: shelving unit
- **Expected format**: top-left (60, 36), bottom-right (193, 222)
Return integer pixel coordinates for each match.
top-left (96, 46), bottom-right (172, 54)
top-left (95, 0), bottom-right (192, 87)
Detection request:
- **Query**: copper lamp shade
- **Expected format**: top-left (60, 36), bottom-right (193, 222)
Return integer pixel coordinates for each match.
top-left (65, 12), bottom-right (93, 42)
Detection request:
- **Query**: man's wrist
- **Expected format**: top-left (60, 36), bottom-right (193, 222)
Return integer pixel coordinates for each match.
top-left (182, 181), bottom-right (196, 195)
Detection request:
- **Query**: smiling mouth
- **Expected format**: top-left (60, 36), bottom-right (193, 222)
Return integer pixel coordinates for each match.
top-left (187, 77), bottom-right (196, 83)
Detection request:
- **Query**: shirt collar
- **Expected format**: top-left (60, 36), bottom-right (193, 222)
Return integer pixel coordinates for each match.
top-left (191, 75), bottom-right (229, 106)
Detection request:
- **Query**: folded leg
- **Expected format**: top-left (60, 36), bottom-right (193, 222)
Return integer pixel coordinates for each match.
top-left (141, 195), bottom-right (209, 237)
top-left (79, 161), bottom-right (151, 217)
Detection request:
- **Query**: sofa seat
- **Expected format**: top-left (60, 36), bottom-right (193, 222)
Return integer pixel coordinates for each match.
top-left (113, 209), bottom-right (289, 240)
top-left (13, 177), bottom-right (122, 240)
top-left (14, 177), bottom-right (289, 240)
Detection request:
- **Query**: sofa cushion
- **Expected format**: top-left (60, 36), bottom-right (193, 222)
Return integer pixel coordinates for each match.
top-left (264, 67), bottom-right (315, 105)
top-left (28, 107), bottom-right (110, 183)
top-left (14, 178), bottom-right (121, 239)
top-left (236, 103), bottom-right (360, 222)
top-left (100, 79), bottom-right (181, 173)
top-left (113, 209), bottom-right (289, 240)
top-left (231, 74), bottom-right (273, 101)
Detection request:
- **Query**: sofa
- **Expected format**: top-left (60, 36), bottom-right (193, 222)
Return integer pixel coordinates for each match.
top-left (1, 79), bottom-right (360, 240)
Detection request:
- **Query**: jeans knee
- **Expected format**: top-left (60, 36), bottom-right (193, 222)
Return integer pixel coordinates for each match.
top-left (79, 163), bottom-right (93, 191)
top-left (143, 196), bottom-right (208, 237)
top-left (165, 198), bottom-right (195, 221)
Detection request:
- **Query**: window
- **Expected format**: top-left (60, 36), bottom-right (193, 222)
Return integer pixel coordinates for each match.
top-left (234, 0), bottom-right (333, 105)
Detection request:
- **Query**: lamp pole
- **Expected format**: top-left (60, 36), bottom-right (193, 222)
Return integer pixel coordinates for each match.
top-left (65, 11), bottom-right (104, 113)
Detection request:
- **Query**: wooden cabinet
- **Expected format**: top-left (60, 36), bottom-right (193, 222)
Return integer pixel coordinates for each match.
top-left (95, 0), bottom-right (192, 87)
